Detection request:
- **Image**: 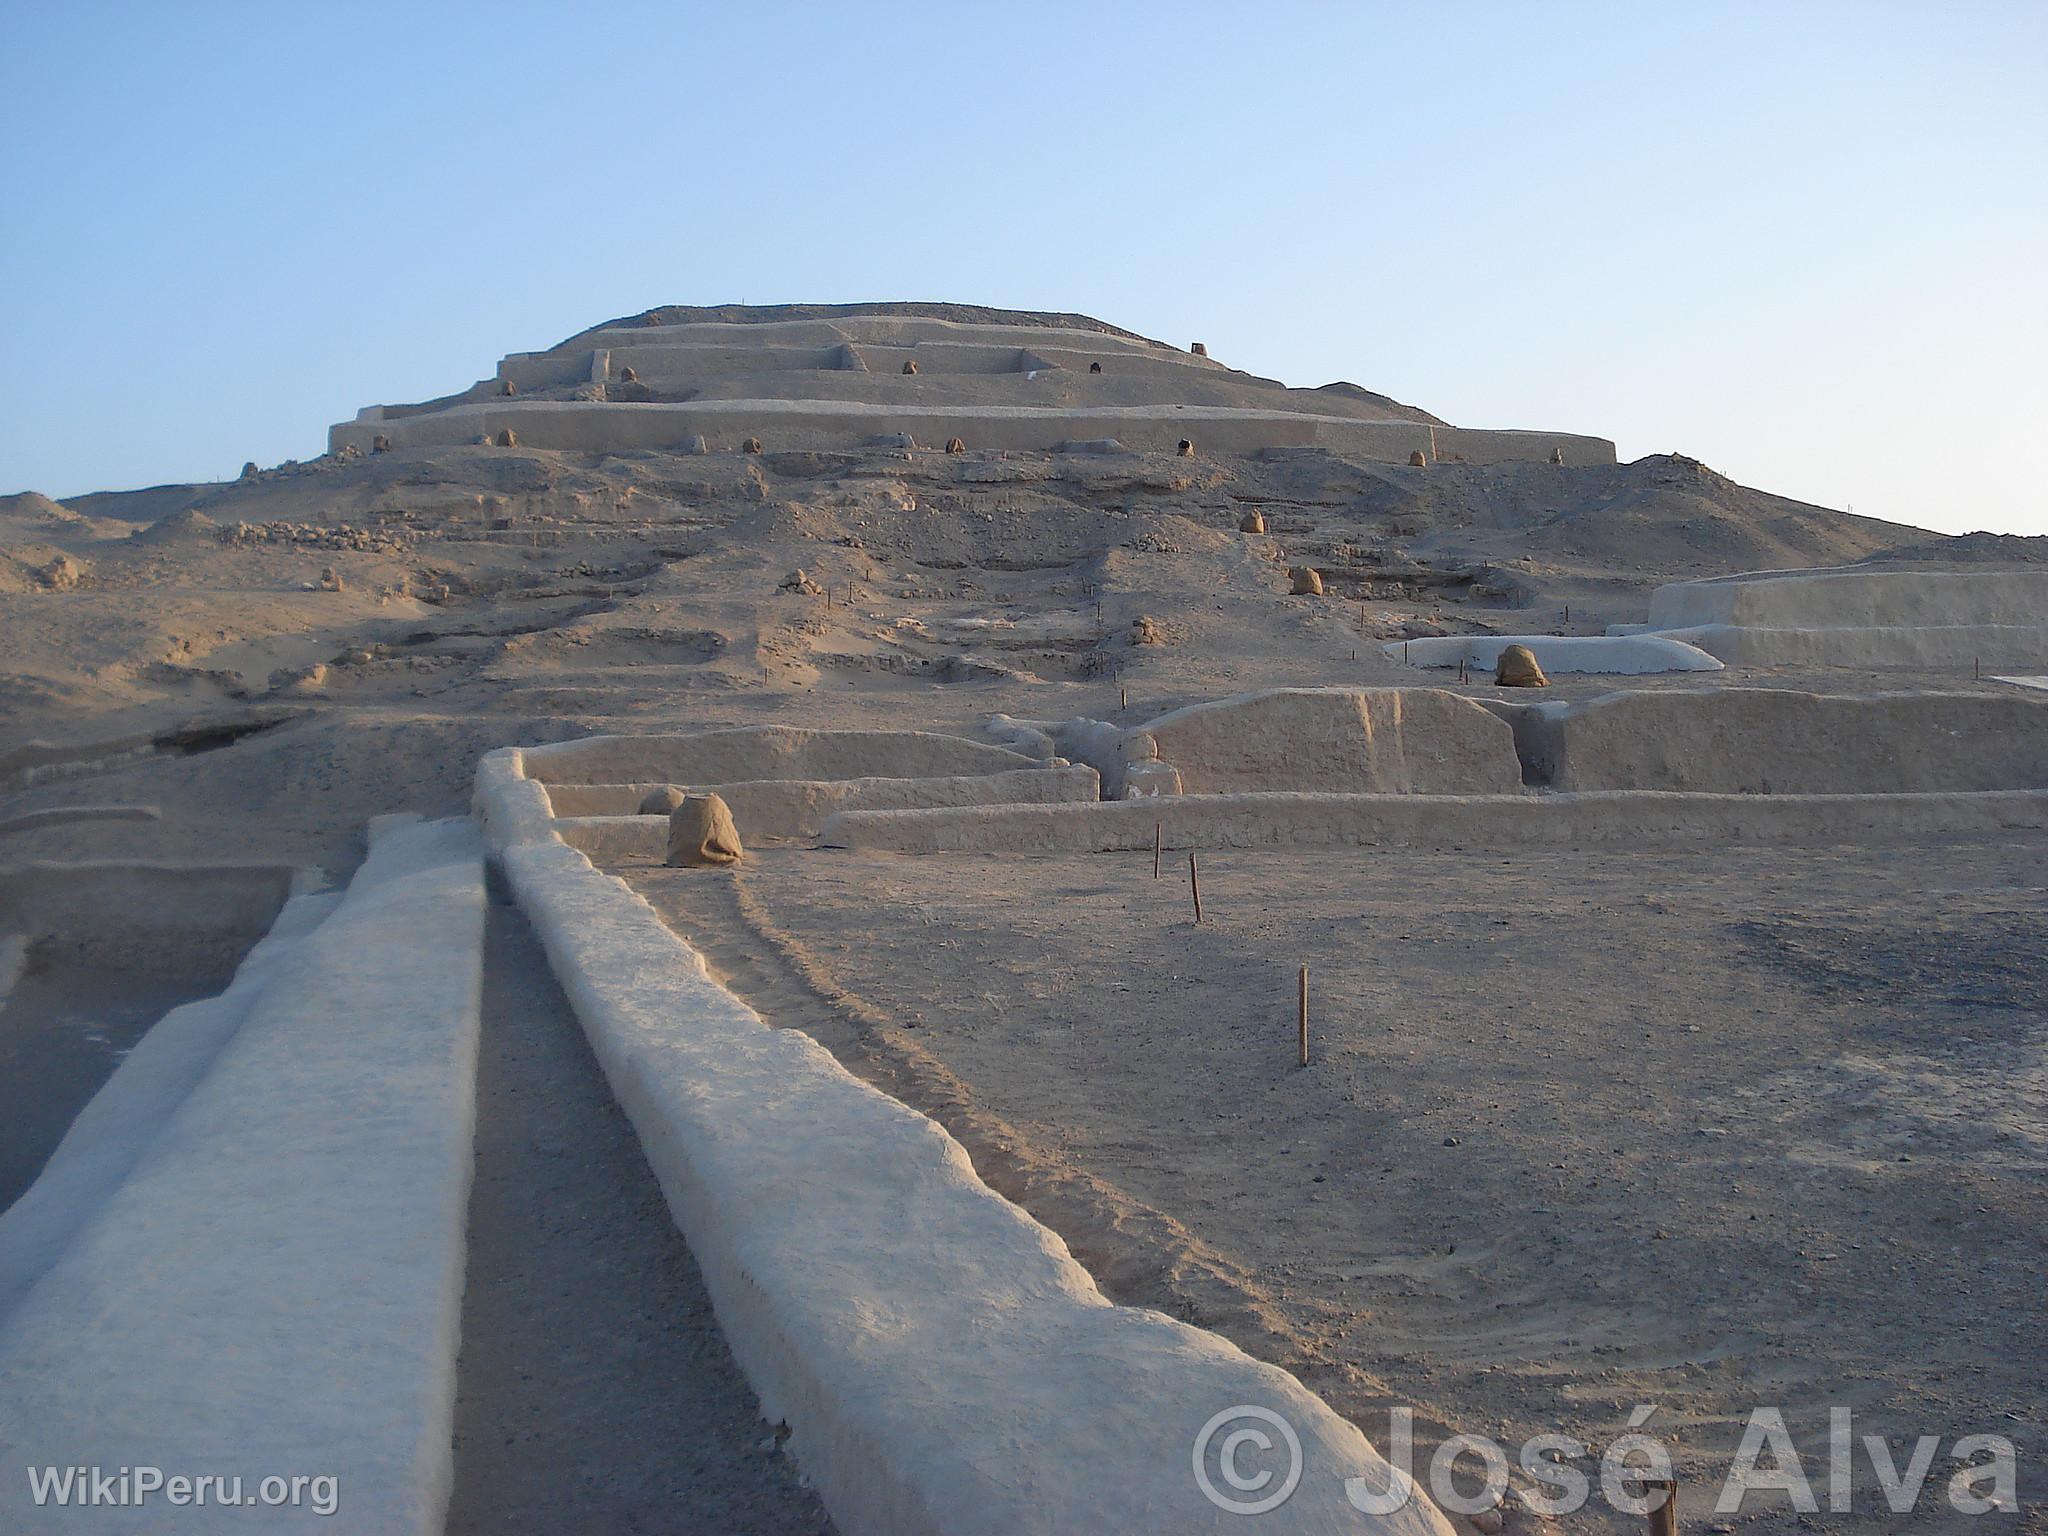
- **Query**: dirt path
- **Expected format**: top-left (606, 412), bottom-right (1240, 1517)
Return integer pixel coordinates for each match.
top-left (447, 897), bottom-right (834, 1535)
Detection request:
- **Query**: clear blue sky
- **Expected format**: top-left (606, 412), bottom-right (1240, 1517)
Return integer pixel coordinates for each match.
top-left (4, 1), bottom-right (2043, 535)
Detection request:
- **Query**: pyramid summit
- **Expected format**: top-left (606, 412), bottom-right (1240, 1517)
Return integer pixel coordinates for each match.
top-left (331, 301), bottom-right (1615, 465)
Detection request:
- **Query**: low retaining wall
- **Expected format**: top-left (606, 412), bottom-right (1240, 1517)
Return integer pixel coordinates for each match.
top-left (1147, 688), bottom-right (1523, 795)
top-left (522, 725), bottom-right (1037, 786)
top-left (1648, 567), bottom-right (2048, 630)
top-left (0, 818), bottom-right (486, 1535)
top-left (819, 788), bottom-right (2048, 854)
top-left (1129, 688), bottom-right (1523, 797)
top-left (0, 804), bottom-right (160, 837)
top-left (547, 765), bottom-right (1101, 851)
top-left (0, 859), bottom-right (301, 979)
top-left (1514, 689), bottom-right (2048, 794)
top-left (474, 745), bottom-right (1448, 1536)
top-left (1387, 634), bottom-right (1724, 675)
top-left (1002, 691), bottom-right (1529, 800)
top-left (1651, 621), bottom-right (2048, 670)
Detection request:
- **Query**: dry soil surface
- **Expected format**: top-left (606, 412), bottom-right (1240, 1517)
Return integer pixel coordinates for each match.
top-left (448, 899), bottom-right (834, 1535)
top-left (630, 837), bottom-right (2047, 1536)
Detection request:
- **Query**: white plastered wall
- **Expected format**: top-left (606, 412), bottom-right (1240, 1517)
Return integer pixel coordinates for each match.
top-left (0, 817), bottom-right (486, 1535)
top-left (1386, 634), bottom-right (1724, 676)
top-left (473, 745), bottom-right (1453, 1536)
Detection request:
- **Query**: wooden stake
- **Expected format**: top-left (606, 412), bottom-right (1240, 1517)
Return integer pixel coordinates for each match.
top-left (1563, 604), bottom-right (1571, 624)
top-left (1189, 851), bottom-right (1203, 923)
top-left (1120, 685), bottom-right (1127, 710)
top-left (1975, 656), bottom-right (1982, 679)
top-left (1645, 1478), bottom-right (1677, 1536)
top-left (1458, 656), bottom-right (1468, 684)
top-left (1298, 964), bottom-right (1310, 1066)
top-left (1153, 821), bottom-right (1161, 879)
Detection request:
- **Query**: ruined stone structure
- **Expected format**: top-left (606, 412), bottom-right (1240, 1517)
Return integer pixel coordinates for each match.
top-left (329, 303), bottom-right (1616, 465)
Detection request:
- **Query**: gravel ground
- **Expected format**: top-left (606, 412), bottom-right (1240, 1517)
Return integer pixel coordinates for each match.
top-left (447, 898), bottom-right (834, 1535)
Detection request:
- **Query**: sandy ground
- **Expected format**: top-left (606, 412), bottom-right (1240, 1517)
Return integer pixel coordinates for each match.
top-left (628, 837), bottom-right (2046, 1535)
top-left (448, 898), bottom-right (834, 1535)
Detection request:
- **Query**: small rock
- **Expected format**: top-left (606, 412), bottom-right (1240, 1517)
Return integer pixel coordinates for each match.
top-left (1473, 1508), bottom-right (1505, 1534)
